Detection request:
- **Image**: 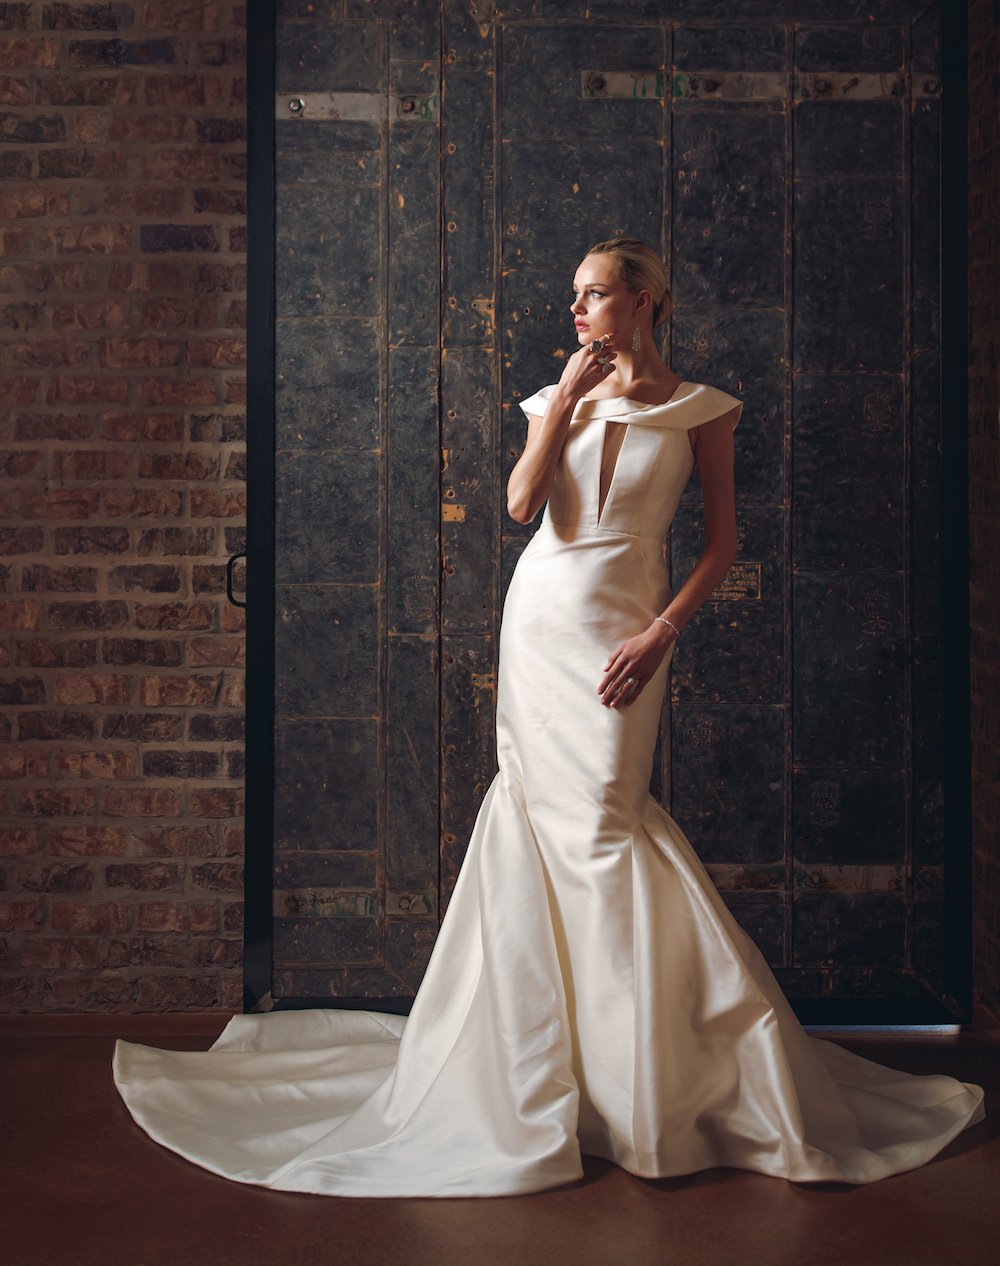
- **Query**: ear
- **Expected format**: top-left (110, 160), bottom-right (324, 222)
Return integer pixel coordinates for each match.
top-left (634, 289), bottom-right (653, 316)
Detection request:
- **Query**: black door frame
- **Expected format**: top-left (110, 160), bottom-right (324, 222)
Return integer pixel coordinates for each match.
top-left (243, 1), bottom-right (974, 1024)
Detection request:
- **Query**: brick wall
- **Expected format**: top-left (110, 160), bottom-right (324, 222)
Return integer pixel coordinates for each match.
top-left (969, 0), bottom-right (1000, 1019)
top-left (0, 1), bottom-right (247, 1012)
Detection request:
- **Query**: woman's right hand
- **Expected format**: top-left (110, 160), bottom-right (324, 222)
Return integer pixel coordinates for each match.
top-left (554, 333), bottom-right (618, 402)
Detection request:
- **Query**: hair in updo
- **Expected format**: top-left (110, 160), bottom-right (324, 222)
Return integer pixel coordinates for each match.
top-left (586, 236), bottom-right (672, 327)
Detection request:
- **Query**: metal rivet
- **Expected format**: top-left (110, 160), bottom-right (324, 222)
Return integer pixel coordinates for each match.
top-left (287, 97), bottom-right (304, 114)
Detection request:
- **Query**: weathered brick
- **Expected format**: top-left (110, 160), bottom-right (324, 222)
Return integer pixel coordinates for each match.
top-left (102, 712), bottom-right (183, 741)
top-left (136, 900), bottom-right (216, 932)
top-left (134, 601), bottom-right (213, 631)
top-left (107, 564), bottom-right (182, 593)
top-left (189, 636), bottom-right (243, 667)
top-left (137, 451), bottom-right (219, 480)
top-left (0, 527), bottom-right (44, 554)
top-left (38, 148), bottom-right (125, 179)
top-left (101, 786), bottom-right (181, 817)
top-left (15, 638), bottom-right (98, 668)
top-left (41, 4), bottom-right (135, 33)
top-left (51, 298), bottom-right (129, 329)
top-left (0, 111), bottom-right (65, 141)
top-left (0, 71), bottom-right (30, 102)
top-left (0, 598), bottom-right (41, 629)
top-left (0, 150), bottom-right (31, 176)
top-left (107, 260), bottom-right (187, 292)
top-left (0, 828), bottom-right (41, 856)
top-left (133, 824), bottom-right (215, 856)
top-left (105, 862), bottom-right (181, 890)
top-left (189, 787), bottom-right (242, 818)
top-left (67, 38), bottom-right (178, 68)
top-left (0, 676), bottom-right (45, 705)
top-left (137, 674), bottom-right (218, 706)
top-left (21, 936), bottom-right (104, 970)
top-left (53, 672), bottom-right (130, 704)
top-left (192, 186), bottom-right (245, 215)
top-left (55, 749), bottom-right (135, 779)
top-left (45, 375), bottom-right (128, 404)
top-left (49, 825), bottom-right (127, 856)
top-left (21, 564), bottom-right (98, 592)
top-left (50, 899), bottom-right (130, 933)
top-left (106, 937), bottom-right (189, 968)
top-left (109, 112), bottom-right (191, 143)
top-left (52, 222), bottom-right (133, 253)
top-left (0, 900), bottom-right (44, 930)
top-left (192, 937), bottom-right (241, 968)
top-left (193, 261), bottom-right (245, 293)
top-left (188, 336), bottom-right (245, 368)
top-left (0, 449), bottom-right (43, 478)
top-left (53, 526), bottom-right (130, 555)
top-left (189, 713), bottom-right (243, 741)
top-left (20, 862), bottom-right (94, 892)
top-left (137, 973), bottom-right (223, 1009)
top-left (101, 637), bottom-right (183, 666)
top-left (101, 415), bottom-right (184, 446)
top-left (48, 600), bottom-right (129, 630)
top-left (140, 223), bottom-right (219, 253)
top-left (35, 73), bottom-right (137, 107)
top-left (189, 488), bottom-right (245, 517)
top-left (99, 335), bottom-right (184, 367)
top-left (138, 375), bottom-right (218, 405)
top-left (136, 525), bottom-right (215, 556)
top-left (50, 450), bottom-right (131, 479)
top-left (188, 412), bottom-right (244, 443)
top-left (19, 488), bottom-right (101, 520)
top-left (104, 185), bottom-right (183, 216)
top-left (142, 749), bottom-right (219, 778)
top-left (191, 862), bottom-right (242, 891)
top-left (18, 710), bottom-right (95, 741)
top-left (12, 787), bottom-right (97, 816)
top-left (15, 413), bottom-right (95, 441)
top-left (0, 376), bottom-right (40, 405)
top-left (0, 302), bottom-right (48, 331)
top-left (0, 749), bottom-right (47, 778)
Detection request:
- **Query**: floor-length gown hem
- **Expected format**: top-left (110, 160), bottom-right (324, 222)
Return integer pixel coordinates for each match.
top-left (112, 379), bottom-right (986, 1198)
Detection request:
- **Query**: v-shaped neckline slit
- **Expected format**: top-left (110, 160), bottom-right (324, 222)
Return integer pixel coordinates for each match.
top-left (593, 380), bottom-right (690, 526)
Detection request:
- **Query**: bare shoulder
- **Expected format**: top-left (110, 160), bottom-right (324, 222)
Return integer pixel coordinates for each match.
top-left (688, 405), bottom-right (740, 452)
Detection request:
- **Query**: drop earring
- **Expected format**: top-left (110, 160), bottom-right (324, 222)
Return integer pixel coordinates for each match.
top-left (631, 320), bottom-right (641, 352)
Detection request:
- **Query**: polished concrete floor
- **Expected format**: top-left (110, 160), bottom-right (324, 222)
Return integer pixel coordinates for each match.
top-left (2, 1010), bottom-right (998, 1266)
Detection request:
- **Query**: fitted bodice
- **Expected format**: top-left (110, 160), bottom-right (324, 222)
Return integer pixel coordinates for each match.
top-left (518, 382), bottom-right (743, 541)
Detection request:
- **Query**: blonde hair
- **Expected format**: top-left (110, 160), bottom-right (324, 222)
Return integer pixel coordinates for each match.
top-left (586, 236), bottom-right (672, 327)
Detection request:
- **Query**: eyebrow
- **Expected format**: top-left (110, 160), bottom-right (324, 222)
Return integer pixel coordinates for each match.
top-left (572, 281), bottom-right (609, 289)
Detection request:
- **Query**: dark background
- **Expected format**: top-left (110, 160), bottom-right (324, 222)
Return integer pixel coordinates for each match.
top-left (0, 0), bottom-right (996, 1024)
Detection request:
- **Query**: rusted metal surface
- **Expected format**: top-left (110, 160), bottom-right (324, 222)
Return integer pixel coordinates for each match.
top-left (269, 0), bottom-right (951, 1005)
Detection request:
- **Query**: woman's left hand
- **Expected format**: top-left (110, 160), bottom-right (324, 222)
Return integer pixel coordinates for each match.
top-left (598, 623), bottom-right (675, 708)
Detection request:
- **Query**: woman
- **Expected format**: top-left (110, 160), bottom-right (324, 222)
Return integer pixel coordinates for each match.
top-left (113, 238), bottom-right (985, 1198)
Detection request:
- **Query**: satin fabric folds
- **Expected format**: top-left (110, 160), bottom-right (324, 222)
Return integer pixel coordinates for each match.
top-left (113, 381), bottom-right (986, 1198)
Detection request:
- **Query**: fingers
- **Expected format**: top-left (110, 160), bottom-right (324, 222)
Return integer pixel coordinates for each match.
top-left (598, 659), bottom-right (643, 708)
top-left (587, 332), bottom-right (618, 377)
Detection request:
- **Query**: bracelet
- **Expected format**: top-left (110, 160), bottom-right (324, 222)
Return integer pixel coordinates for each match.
top-left (654, 616), bottom-right (681, 639)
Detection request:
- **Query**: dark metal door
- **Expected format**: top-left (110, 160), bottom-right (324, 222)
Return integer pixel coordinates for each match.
top-left (245, 1), bottom-right (971, 1023)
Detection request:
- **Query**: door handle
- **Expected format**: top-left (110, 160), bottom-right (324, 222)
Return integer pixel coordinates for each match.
top-left (226, 552), bottom-right (247, 609)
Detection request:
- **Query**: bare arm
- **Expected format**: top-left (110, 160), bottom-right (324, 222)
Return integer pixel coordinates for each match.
top-left (507, 336), bottom-right (621, 524)
top-left (506, 389), bottom-right (578, 524)
top-left (658, 407), bottom-right (740, 632)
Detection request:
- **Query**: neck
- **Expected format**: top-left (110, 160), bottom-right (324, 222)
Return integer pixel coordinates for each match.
top-left (601, 343), bottom-right (670, 394)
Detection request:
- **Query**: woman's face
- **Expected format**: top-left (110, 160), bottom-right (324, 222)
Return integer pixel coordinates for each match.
top-left (569, 254), bottom-right (646, 344)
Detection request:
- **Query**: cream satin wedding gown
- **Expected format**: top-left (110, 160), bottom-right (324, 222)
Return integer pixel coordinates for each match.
top-left (114, 381), bottom-right (986, 1197)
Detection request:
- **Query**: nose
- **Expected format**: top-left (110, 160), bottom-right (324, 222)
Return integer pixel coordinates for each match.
top-left (570, 296), bottom-right (585, 315)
